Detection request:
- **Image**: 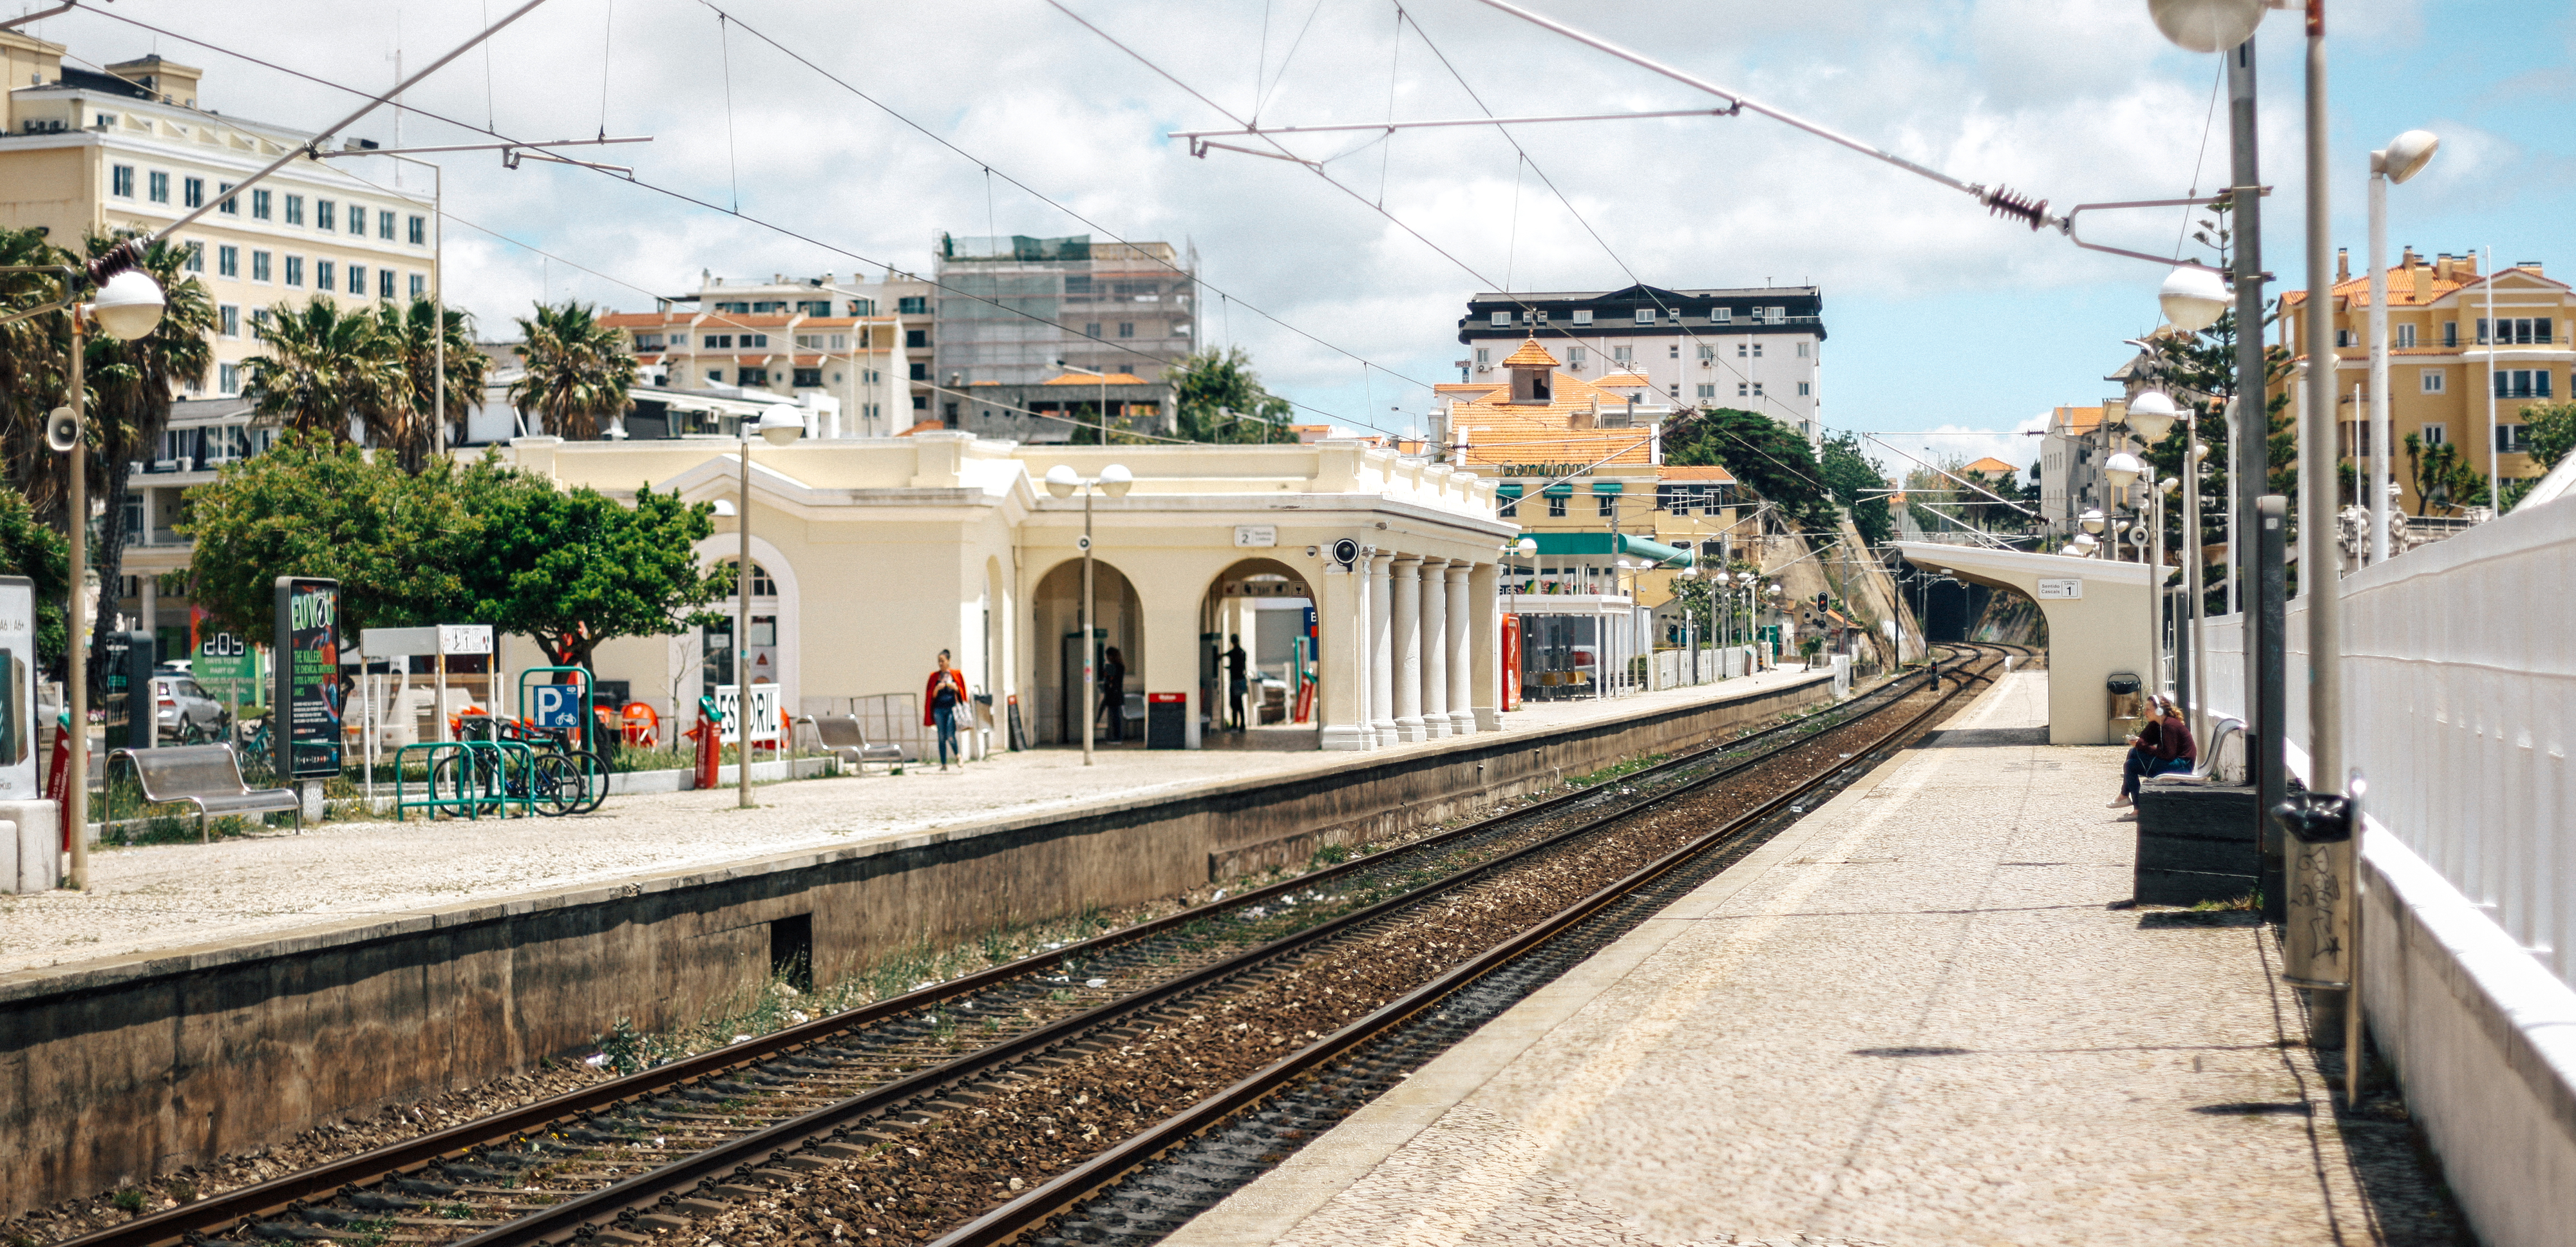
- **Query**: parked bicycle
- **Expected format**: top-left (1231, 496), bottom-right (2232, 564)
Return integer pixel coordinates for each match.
top-left (431, 715), bottom-right (609, 817)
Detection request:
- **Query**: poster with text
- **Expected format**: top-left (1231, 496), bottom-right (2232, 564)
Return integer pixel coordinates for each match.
top-left (272, 577), bottom-right (342, 779)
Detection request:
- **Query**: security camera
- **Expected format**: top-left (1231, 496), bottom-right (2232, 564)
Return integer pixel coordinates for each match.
top-left (44, 406), bottom-right (81, 453)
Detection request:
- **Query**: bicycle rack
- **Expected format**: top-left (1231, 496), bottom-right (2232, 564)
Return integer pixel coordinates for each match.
top-left (393, 740), bottom-right (538, 820)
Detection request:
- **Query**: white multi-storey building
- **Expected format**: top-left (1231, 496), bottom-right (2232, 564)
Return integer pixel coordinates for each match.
top-left (0, 39), bottom-right (439, 397)
top-left (1454, 283), bottom-right (1826, 442)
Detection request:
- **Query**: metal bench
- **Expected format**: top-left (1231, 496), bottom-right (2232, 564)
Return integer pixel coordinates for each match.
top-left (106, 744), bottom-right (302, 842)
top-left (811, 714), bottom-right (904, 773)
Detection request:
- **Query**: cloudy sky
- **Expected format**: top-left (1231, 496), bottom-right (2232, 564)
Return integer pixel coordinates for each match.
top-left (23, 0), bottom-right (2571, 475)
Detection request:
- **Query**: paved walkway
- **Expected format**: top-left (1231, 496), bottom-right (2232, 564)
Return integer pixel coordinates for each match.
top-left (0, 669), bottom-right (1825, 978)
top-left (1168, 671), bottom-right (2454, 1247)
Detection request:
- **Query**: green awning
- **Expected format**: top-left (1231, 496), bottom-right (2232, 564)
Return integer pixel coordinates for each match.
top-left (1522, 531), bottom-right (1694, 567)
top-left (1495, 482), bottom-right (1524, 497)
top-left (1542, 482), bottom-right (1573, 497)
top-left (1591, 481), bottom-right (1624, 493)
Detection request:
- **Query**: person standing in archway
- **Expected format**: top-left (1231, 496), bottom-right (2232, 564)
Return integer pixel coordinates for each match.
top-left (923, 650), bottom-right (968, 770)
top-left (1224, 634), bottom-right (1251, 732)
top-left (1099, 646), bottom-right (1127, 743)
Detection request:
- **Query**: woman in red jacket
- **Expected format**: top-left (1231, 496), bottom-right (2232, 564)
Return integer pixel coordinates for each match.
top-left (922, 650), bottom-right (969, 770)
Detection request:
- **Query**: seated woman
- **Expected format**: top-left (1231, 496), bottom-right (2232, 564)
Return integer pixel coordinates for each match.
top-left (2110, 695), bottom-right (2192, 808)
top-left (2156, 698), bottom-right (2197, 777)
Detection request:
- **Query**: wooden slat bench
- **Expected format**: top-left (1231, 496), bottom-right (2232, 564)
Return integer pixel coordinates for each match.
top-left (106, 744), bottom-right (302, 842)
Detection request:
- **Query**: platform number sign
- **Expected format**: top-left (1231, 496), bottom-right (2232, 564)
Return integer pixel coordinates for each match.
top-left (532, 684), bottom-right (584, 730)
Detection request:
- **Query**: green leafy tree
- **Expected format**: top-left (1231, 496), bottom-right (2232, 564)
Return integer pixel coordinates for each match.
top-left (180, 429), bottom-right (475, 637)
top-left (510, 300), bottom-right (633, 441)
top-left (371, 298), bottom-right (489, 473)
top-left (2497, 399), bottom-right (2575, 510)
top-left (80, 233), bottom-right (215, 685)
top-left (0, 225), bottom-right (77, 525)
top-left (460, 479), bottom-right (730, 674)
top-left (1166, 346), bottom-right (1298, 444)
top-left (0, 486), bottom-right (72, 671)
top-left (241, 297), bottom-right (407, 442)
top-left (2401, 432), bottom-right (2485, 515)
top-left (1662, 408), bottom-right (1833, 535)
top-left (1817, 430), bottom-right (1892, 547)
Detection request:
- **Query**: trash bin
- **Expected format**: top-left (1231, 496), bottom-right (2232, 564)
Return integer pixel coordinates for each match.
top-left (2105, 670), bottom-right (2143, 730)
top-left (1146, 692), bottom-right (1187, 749)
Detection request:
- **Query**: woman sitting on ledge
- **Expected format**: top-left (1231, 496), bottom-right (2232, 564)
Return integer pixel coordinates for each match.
top-left (2110, 694), bottom-right (2193, 809)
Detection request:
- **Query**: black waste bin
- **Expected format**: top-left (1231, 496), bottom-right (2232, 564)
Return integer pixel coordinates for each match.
top-left (1146, 692), bottom-right (1187, 749)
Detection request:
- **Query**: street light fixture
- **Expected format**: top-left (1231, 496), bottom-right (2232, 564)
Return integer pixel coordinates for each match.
top-left (1045, 461), bottom-right (1133, 765)
top-left (2146, 0), bottom-right (2266, 54)
top-left (732, 405), bottom-right (806, 810)
top-left (2125, 390), bottom-right (2181, 444)
top-left (2367, 128), bottom-right (2439, 564)
top-left (2158, 265), bottom-right (2233, 334)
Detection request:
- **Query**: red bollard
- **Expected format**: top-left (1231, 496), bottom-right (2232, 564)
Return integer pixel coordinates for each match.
top-left (691, 712), bottom-right (720, 790)
top-left (46, 721), bottom-right (71, 850)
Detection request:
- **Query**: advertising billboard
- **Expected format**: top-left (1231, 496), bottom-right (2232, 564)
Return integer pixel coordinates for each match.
top-left (272, 578), bottom-right (343, 779)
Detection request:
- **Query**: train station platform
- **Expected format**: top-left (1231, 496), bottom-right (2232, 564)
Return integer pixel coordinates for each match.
top-left (0, 667), bottom-right (1826, 981)
top-left (1168, 670), bottom-right (2457, 1246)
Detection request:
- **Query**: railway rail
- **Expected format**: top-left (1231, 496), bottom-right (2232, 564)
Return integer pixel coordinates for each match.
top-left (66, 645), bottom-right (2014, 1247)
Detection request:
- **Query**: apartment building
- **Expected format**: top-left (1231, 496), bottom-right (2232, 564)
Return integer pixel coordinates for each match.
top-left (2038, 397), bottom-right (2138, 540)
top-left (600, 271), bottom-right (935, 439)
top-left (929, 233), bottom-right (1200, 402)
top-left (0, 35), bottom-right (437, 397)
top-left (1453, 283), bottom-right (1825, 442)
top-left (2278, 249), bottom-right (2573, 513)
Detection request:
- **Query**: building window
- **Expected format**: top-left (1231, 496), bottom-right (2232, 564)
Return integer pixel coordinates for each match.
top-left (218, 363), bottom-right (239, 393)
top-left (2396, 323), bottom-right (2416, 348)
top-left (704, 334), bottom-right (734, 348)
top-left (2499, 424), bottom-right (2530, 453)
top-left (110, 164), bottom-right (135, 197)
top-left (2421, 370), bottom-right (2445, 394)
top-left (1798, 381), bottom-right (1812, 396)
top-left (1712, 307), bottom-right (1732, 323)
top-left (635, 334), bottom-right (665, 350)
top-left (1546, 494), bottom-right (1567, 518)
top-left (346, 205), bottom-right (366, 235)
top-left (905, 328), bottom-right (928, 348)
top-left (378, 268), bottom-right (395, 299)
top-left (2443, 321), bottom-right (2458, 348)
top-left (2335, 328), bottom-right (2354, 348)
top-left (739, 368), bottom-right (770, 386)
top-left (317, 200), bottom-right (336, 231)
top-left (217, 245), bottom-right (238, 278)
top-left (1597, 492), bottom-right (1617, 518)
top-left (252, 189), bottom-right (271, 220)
top-left (1696, 383), bottom-right (1716, 399)
top-left (218, 182), bottom-right (238, 213)
top-left (1572, 309), bottom-right (1593, 326)
top-left (251, 308), bottom-right (270, 330)
top-left (848, 298), bottom-right (875, 316)
top-left (1736, 341), bottom-right (1748, 358)
top-left (251, 251), bottom-right (270, 282)
top-left (1499, 497), bottom-right (1517, 519)
top-left (1475, 347), bottom-right (1491, 365)
top-left (284, 255), bottom-right (303, 287)
top-left (743, 333), bottom-right (768, 347)
top-left (408, 214), bottom-right (426, 245)
top-left (2496, 369), bottom-right (2553, 399)
top-left (183, 176), bottom-right (204, 208)
top-left (1797, 341), bottom-right (1811, 357)
top-left (1490, 310), bottom-right (1510, 327)
top-left (2422, 423), bottom-right (2447, 446)
top-left (1632, 308), bottom-right (1653, 325)
top-left (898, 296), bottom-right (927, 315)
top-left (147, 170), bottom-right (169, 203)
top-left (1567, 346), bottom-right (1586, 370)
top-left (219, 305), bottom-right (239, 337)
top-left (1668, 343), bottom-right (1681, 359)
top-left (284, 194), bottom-right (304, 225)
top-left (410, 273), bottom-right (426, 298)
top-left (793, 367), bottom-right (823, 388)
top-left (1118, 322), bottom-right (1135, 338)
top-left (1081, 321), bottom-right (1102, 339)
top-left (1613, 345), bottom-right (1633, 363)
top-left (377, 209), bottom-right (394, 240)
top-left (1697, 343), bottom-right (1716, 361)
top-left (909, 362), bottom-right (927, 381)
top-left (184, 241), bottom-right (204, 272)
top-left (347, 264), bottom-right (365, 294)
top-left (316, 260), bottom-right (335, 290)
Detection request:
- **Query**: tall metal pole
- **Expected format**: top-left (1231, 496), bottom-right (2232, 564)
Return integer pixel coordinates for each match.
top-left (2366, 165), bottom-right (2391, 562)
top-left (433, 163), bottom-right (446, 462)
top-left (1081, 488), bottom-right (1095, 766)
top-left (2302, 4), bottom-right (2344, 804)
top-left (2185, 407), bottom-right (2208, 741)
top-left (2228, 35), bottom-right (2266, 716)
top-left (66, 314), bottom-right (87, 891)
top-left (2148, 482), bottom-right (2166, 693)
top-left (737, 440), bottom-right (753, 808)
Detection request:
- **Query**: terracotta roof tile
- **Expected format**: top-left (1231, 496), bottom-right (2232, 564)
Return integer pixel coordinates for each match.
top-left (1963, 456), bottom-right (2020, 475)
top-left (1658, 464), bottom-right (1736, 482)
top-left (1501, 338), bottom-right (1559, 368)
top-left (1042, 371), bottom-right (1150, 385)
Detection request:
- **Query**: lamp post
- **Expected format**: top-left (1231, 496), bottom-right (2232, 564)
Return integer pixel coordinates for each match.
top-left (735, 405), bottom-right (806, 809)
top-left (0, 250), bottom-right (167, 891)
top-left (1045, 462), bottom-right (1134, 765)
top-left (2078, 508), bottom-right (2107, 558)
top-left (1056, 359), bottom-right (1113, 443)
top-left (2367, 128), bottom-right (2439, 562)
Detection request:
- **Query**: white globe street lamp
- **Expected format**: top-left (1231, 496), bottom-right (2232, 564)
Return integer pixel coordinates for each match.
top-left (2147, 0), bottom-right (2265, 54)
top-left (2158, 265), bottom-right (2232, 334)
top-left (89, 269), bottom-right (168, 341)
top-left (2125, 390), bottom-right (2180, 444)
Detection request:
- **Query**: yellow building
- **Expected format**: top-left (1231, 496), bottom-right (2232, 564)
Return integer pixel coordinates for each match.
top-left (2278, 250), bottom-right (2571, 513)
top-left (0, 33), bottom-right (438, 397)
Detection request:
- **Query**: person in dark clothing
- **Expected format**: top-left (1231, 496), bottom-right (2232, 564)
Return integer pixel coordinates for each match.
top-left (1099, 646), bottom-right (1126, 742)
top-left (922, 650), bottom-right (968, 770)
top-left (2112, 695), bottom-right (2192, 806)
top-left (1225, 634), bottom-right (1250, 731)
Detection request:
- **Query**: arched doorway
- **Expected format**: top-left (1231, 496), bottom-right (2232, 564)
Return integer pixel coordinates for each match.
top-left (1032, 557), bottom-right (1144, 745)
top-left (1203, 557), bottom-right (1316, 747)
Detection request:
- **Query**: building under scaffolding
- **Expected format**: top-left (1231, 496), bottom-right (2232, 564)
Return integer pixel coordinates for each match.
top-left (929, 233), bottom-right (1201, 405)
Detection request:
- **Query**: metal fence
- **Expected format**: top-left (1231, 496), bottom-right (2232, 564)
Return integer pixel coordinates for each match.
top-left (802, 693), bottom-right (926, 761)
top-left (2194, 495), bottom-right (2575, 991)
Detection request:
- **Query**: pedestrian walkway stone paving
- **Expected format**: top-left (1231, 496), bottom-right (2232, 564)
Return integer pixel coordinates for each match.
top-left (1165, 671), bottom-right (2458, 1247)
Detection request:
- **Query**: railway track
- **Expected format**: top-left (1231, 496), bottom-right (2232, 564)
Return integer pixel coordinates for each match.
top-left (69, 645), bottom-right (2013, 1247)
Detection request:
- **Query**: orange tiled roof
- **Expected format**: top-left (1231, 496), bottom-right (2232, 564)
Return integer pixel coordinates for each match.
top-left (1658, 465), bottom-right (1737, 482)
top-left (1042, 372), bottom-right (1150, 386)
top-left (2052, 405), bottom-right (2106, 434)
top-left (1500, 338), bottom-right (1559, 368)
top-left (1593, 372), bottom-right (1652, 388)
top-left (1445, 368), bottom-right (1671, 470)
top-left (895, 420), bottom-right (947, 437)
top-left (1962, 456), bottom-right (2020, 475)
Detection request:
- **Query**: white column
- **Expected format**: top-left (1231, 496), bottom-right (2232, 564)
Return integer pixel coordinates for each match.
top-left (1368, 553), bottom-right (1396, 745)
top-left (1419, 558), bottom-right (1450, 739)
top-left (1446, 564), bottom-right (1475, 735)
top-left (1391, 555), bottom-right (1425, 742)
top-left (1318, 563), bottom-right (1367, 750)
top-left (1470, 562), bottom-right (1502, 730)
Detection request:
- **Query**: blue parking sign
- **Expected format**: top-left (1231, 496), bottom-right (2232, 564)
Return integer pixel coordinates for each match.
top-left (533, 684), bottom-right (582, 729)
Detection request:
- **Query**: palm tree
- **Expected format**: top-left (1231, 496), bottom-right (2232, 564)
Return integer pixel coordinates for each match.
top-left (369, 298), bottom-right (489, 473)
top-left (1, 225), bottom-right (77, 526)
top-left (240, 297), bottom-right (407, 442)
top-left (509, 300), bottom-right (633, 441)
top-left (78, 231), bottom-right (215, 681)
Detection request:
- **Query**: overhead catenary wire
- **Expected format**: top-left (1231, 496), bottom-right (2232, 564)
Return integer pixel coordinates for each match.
top-left (71, 5), bottom-right (1408, 440)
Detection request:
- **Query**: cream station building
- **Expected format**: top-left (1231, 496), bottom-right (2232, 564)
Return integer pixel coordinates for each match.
top-left (486, 433), bottom-right (1516, 752)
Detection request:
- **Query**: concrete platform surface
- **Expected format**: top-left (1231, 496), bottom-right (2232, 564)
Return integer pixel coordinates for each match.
top-left (1168, 671), bottom-right (2454, 1247)
top-left (0, 669), bottom-right (1821, 978)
